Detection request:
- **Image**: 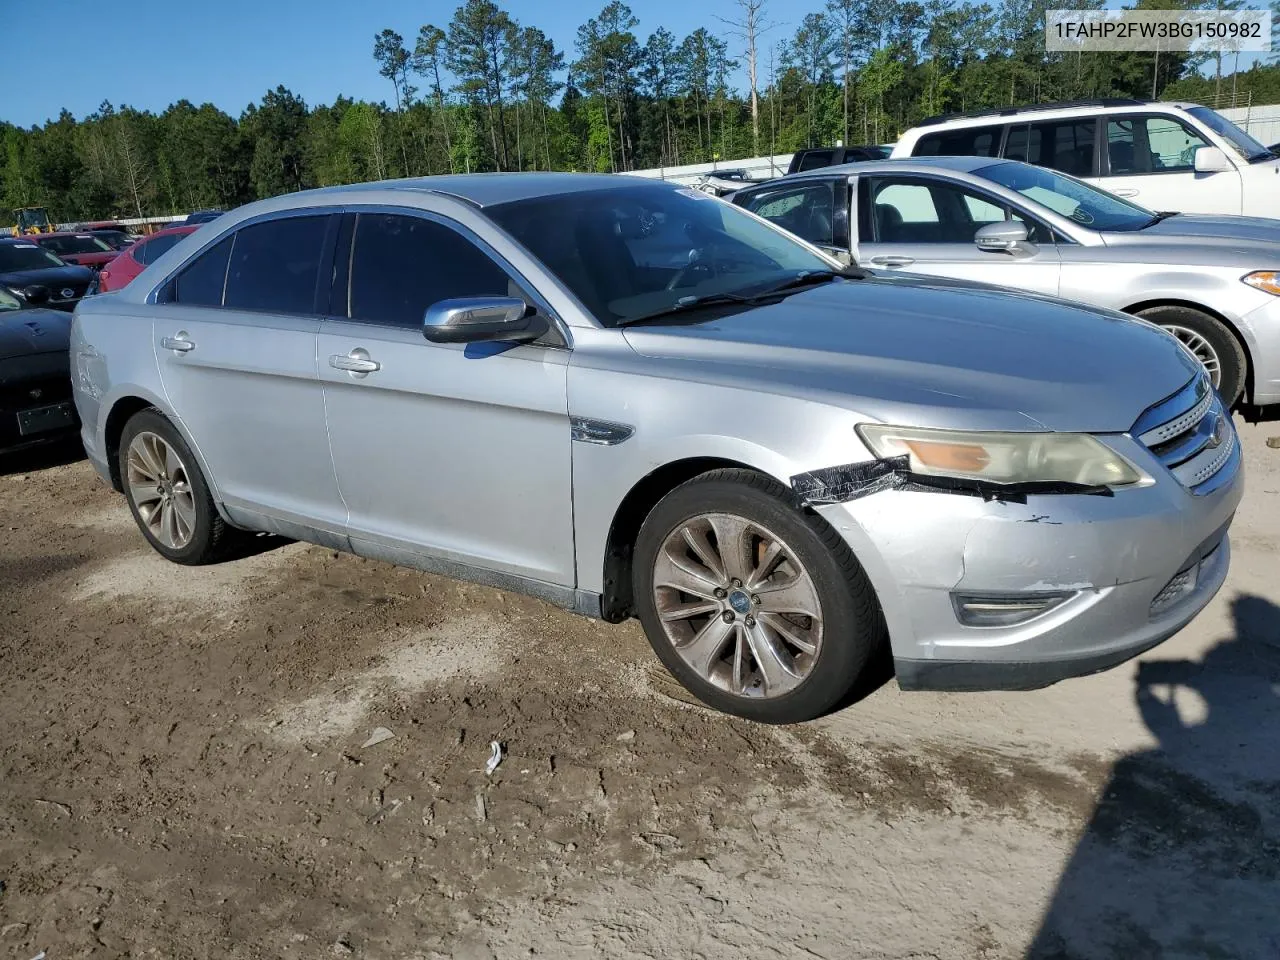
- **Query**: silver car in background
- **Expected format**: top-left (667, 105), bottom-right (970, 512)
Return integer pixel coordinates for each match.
top-left (729, 156), bottom-right (1280, 409)
top-left (71, 174), bottom-right (1242, 723)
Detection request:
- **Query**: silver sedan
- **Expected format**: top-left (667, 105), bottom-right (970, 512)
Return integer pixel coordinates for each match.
top-left (71, 173), bottom-right (1241, 723)
top-left (730, 156), bottom-right (1280, 409)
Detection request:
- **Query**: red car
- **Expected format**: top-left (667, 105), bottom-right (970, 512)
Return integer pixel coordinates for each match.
top-left (29, 232), bottom-right (120, 271)
top-left (97, 224), bottom-right (198, 292)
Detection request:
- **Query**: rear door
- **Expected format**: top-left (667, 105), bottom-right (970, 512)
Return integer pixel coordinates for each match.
top-left (153, 212), bottom-right (347, 538)
top-left (316, 209), bottom-right (574, 586)
top-left (1093, 113), bottom-right (1243, 214)
top-left (853, 174), bottom-right (1061, 295)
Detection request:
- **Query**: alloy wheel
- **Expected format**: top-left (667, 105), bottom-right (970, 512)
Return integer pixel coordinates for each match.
top-left (652, 513), bottom-right (823, 699)
top-left (126, 431), bottom-right (197, 550)
top-left (1164, 324), bottom-right (1222, 388)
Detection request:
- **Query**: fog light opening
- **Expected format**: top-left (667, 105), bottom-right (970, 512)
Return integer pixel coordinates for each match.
top-left (952, 592), bottom-right (1073, 627)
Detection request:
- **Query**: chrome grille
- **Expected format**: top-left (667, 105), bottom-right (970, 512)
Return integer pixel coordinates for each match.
top-left (1131, 374), bottom-right (1238, 495)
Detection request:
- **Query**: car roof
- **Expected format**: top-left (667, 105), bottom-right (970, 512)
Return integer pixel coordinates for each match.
top-left (764, 155), bottom-right (1004, 183)
top-left (29, 231), bottom-right (108, 239)
top-left (907, 100), bottom-right (1201, 133)
top-left (297, 172), bottom-right (671, 208)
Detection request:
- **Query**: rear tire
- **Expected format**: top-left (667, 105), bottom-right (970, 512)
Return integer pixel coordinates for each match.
top-left (1137, 305), bottom-right (1246, 406)
top-left (632, 468), bottom-right (887, 724)
top-left (118, 409), bottom-right (238, 565)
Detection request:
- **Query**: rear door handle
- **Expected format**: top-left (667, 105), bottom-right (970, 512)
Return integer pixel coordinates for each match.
top-left (1113, 188), bottom-right (1139, 197)
top-left (867, 255), bottom-right (915, 267)
top-left (161, 334), bottom-right (195, 353)
top-left (329, 351), bottom-right (381, 374)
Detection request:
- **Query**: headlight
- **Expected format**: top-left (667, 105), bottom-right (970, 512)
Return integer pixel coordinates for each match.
top-left (1242, 271), bottom-right (1280, 296)
top-left (856, 424), bottom-right (1143, 488)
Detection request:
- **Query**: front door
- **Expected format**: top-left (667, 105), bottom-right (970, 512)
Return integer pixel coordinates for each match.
top-left (1092, 114), bottom-right (1243, 215)
top-left (317, 210), bottom-right (575, 587)
top-left (853, 174), bottom-right (1062, 296)
top-left (153, 214), bottom-right (347, 535)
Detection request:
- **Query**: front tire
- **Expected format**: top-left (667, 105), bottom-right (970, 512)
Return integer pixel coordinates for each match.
top-left (1137, 305), bottom-right (1246, 406)
top-left (118, 409), bottom-right (237, 565)
top-left (633, 469), bottom-right (887, 724)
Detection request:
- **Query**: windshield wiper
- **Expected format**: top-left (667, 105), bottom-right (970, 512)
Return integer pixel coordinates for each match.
top-left (616, 269), bottom-right (861, 328)
top-left (616, 291), bottom-right (756, 328)
top-left (1142, 211), bottom-right (1180, 228)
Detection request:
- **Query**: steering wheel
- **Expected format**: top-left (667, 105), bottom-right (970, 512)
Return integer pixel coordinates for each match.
top-left (666, 258), bottom-right (718, 291)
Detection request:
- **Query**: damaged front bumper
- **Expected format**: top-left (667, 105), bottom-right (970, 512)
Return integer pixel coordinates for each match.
top-left (801, 440), bottom-right (1244, 692)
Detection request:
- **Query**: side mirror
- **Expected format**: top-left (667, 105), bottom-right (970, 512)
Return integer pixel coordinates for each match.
top-left (423, 296), bottom-right (548, 345)
top-left (975, 220), bottom-right (1032, 255)
top-left (1193, 145), bottom-right (1232, 173)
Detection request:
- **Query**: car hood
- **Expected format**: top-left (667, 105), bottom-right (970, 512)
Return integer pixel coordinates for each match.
top-left (1127, 213), bottom-right (1280, 243)
top-left (0, 264), bottom-right (96, 289)
top-left (621, 278), bottom-right (1200, 433)
top-left (0, 307), bottom-right (72, 361)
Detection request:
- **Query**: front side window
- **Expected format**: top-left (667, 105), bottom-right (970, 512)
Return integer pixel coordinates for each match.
top-left (864, 177), bottom-right (1049, 243)
top-left (486, 183), bottom-right (837, 327)
top-left (913, 125), bottom-right (1002, 158)
top-left (743, 182), bottom-right (837, 247)
top-left (223, 215), bottom-right (331, 315)
top-left (0, 243), bottom-right (64, 271)
top-left (0, 287), bottom-right (22, 311)
top-left (344, 214), bottom-right (513, 329)
top-left (1005, 119), bottom-right (1097, 177)
top-left (976, 160), bottom-right (1155, 231)
top-left (171, 236), bottom-right (232, 306)
top-left (1107, 115), bottom-right (1209, 175)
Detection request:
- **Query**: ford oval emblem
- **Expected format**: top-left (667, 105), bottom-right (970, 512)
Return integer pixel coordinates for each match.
top-left (60, 288), bottom-right (75, 299)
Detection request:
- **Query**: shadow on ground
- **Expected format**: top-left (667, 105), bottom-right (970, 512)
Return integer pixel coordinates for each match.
top-left (0, 438), bottom-right (85, 477)
top-left (1027, 594), bottom-right (1280, 958)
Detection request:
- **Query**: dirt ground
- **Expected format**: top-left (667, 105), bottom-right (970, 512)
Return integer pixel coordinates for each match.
top-left (1, 423), bottom-right (1277, 960)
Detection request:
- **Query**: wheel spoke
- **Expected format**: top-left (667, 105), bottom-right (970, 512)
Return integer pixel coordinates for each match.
top-left (172, 493), bottom-right (198, 541)
top-left (659, 599), bottom-right (721, 622)
top-left (708, 514), bottom-right (753, 585)
top-left (731, 628), bottom-right (749, 694)
top-left (682, 524), bottom-right (726, 582)
top-left (743, 620), bottom-right (803, 696)
top-left (129, 481), bottom-right (162, 508)
top-left (654, 550), bottom-right (721, 601)
top-left (757, 611), bottom-right (818, 656)
top-left (159, 501), bottom-right (178, 548)
top-left (677, 615), bottom-right (735, 677)
top-left (747, 539), bottom-right (785, 590)
top-left (164, 444), bottom-right (183, 480)
top-left (755, 574), bottom-right (821, 618)
top-left (140, 435), bottom-right (166, 478)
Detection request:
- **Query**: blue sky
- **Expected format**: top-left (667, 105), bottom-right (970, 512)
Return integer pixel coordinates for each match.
top-left (5, 0), bottom-right (726, 128)
top-left (5, 0), bottom-right (1271, 129)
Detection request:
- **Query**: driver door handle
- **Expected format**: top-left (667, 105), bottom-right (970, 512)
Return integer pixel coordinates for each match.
top-left (867, 255), bottom-right (915, 268)
top-left (1113, 188), bottom-right (1139, 197)
top-left (161, 335), bottom-right (195, 353)
top-left (330, 353), bottom-right (381, 373)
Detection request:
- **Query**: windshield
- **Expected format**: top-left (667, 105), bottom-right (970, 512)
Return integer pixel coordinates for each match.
top-left (0, 242), bottom-right (65, 271)
top-left (94, 231), bottom-right (132, 250)
top-left (0, 288), bottom-right (21, 311)
top-left (1185, 106), bottom-right (1274, 162)
top-left (41, 234), bottom-right (113, 255)
top-left (485, 183), bottom-right (836, 326)
top-left (975, 161), bottom-right (1157, 231)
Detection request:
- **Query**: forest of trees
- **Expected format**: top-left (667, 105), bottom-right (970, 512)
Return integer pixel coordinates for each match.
top-left (2, 0), bottom-right (1279, 222)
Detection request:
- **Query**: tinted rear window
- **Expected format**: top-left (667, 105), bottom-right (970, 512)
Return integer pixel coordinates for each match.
top-left (913, 125), bottom-right (1003, 157)
top-left (172, 236), bottom-right (232, 306)
top-left (223, 216), bottom-right (330, 315)
top-left (796, 150), bottom-right (835, 171)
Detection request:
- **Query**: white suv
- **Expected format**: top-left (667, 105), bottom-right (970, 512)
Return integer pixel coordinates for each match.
top-left (892, 98), bottom-right (1280, 219)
